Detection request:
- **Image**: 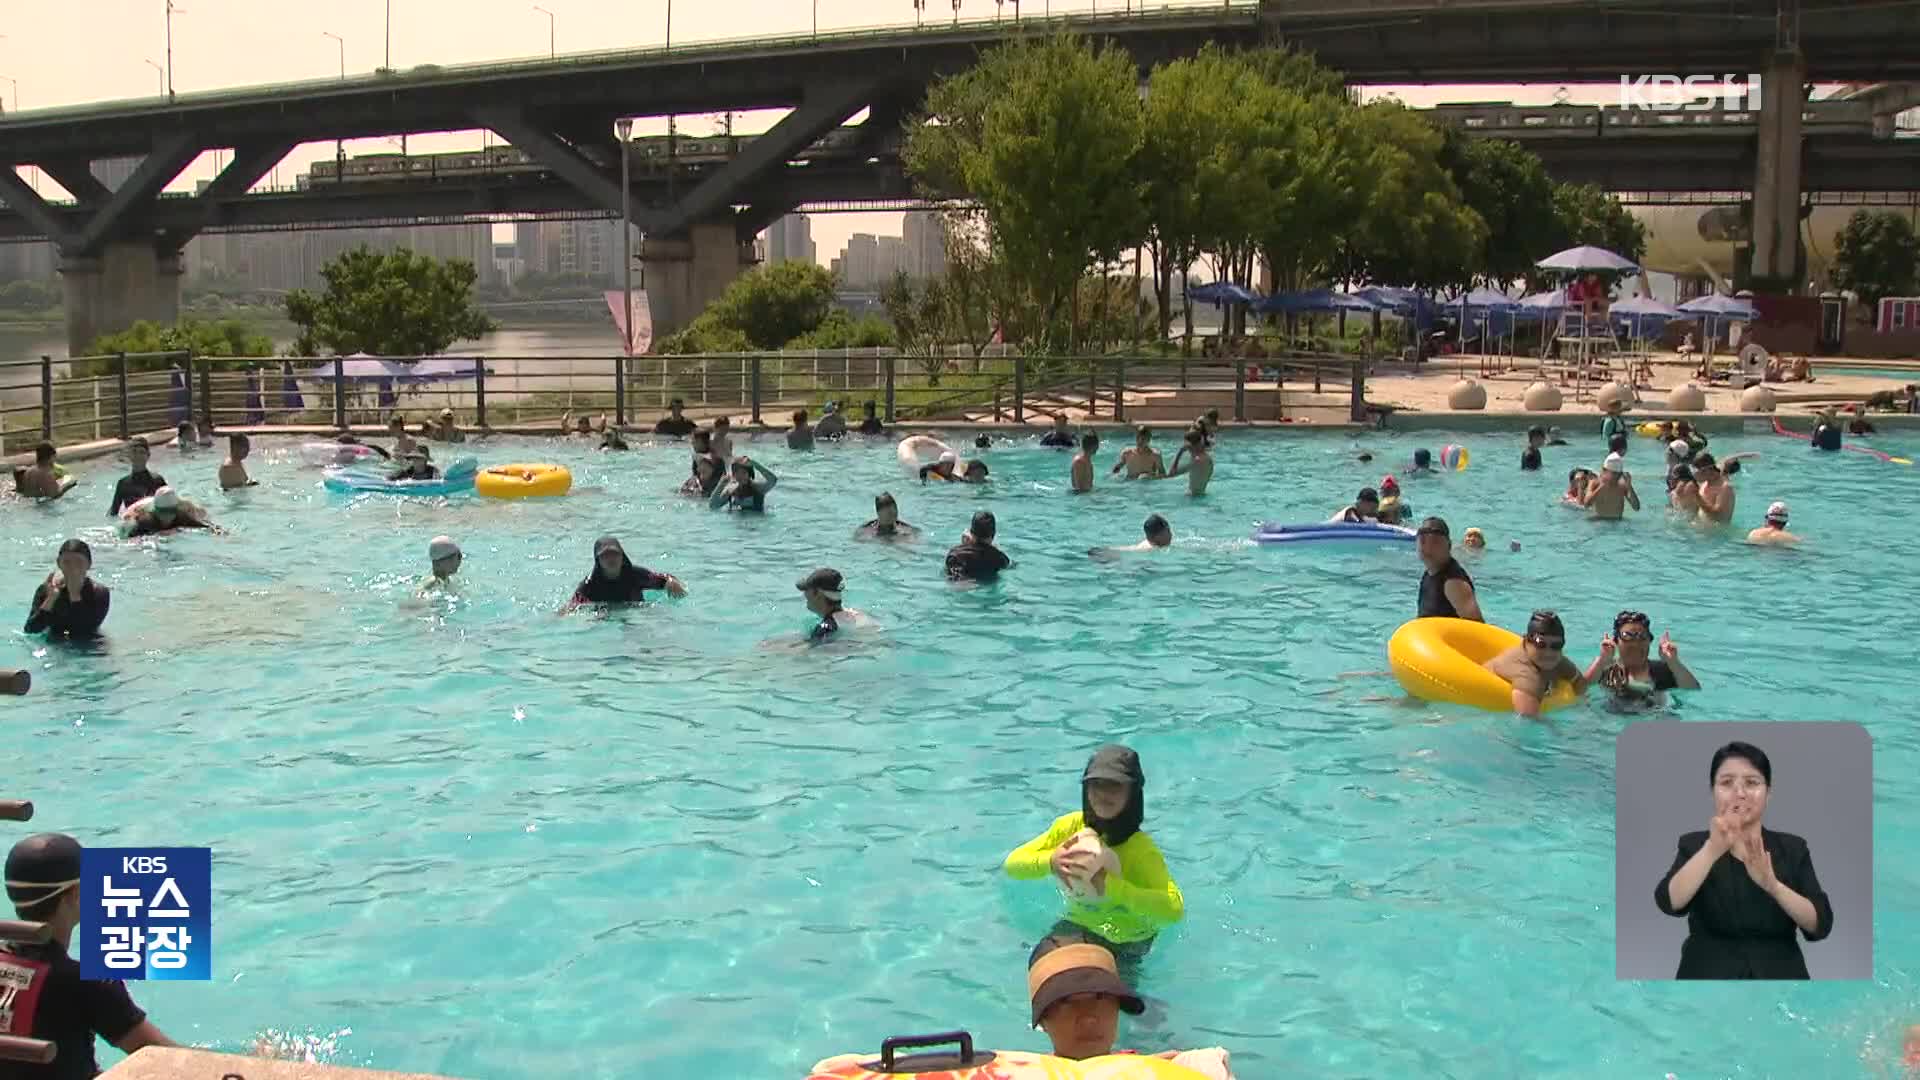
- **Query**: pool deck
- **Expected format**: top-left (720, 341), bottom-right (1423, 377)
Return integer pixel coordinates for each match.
top-left (102, 1048), bottom-right (455, 1080)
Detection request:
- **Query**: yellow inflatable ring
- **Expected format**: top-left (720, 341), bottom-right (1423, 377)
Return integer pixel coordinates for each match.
top-left (475, 463), bottom-right (572, 499)
top-left (807, 1050), bottom-right (1209, 1079)
top-left (1387, 617), bottom-right (1578, 713)
top-left (1636, 422), bottom-right (1665, 437)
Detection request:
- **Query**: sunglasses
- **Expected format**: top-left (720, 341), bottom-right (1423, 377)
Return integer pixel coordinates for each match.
top-left (1616, 629), bottom-right (1650, 642)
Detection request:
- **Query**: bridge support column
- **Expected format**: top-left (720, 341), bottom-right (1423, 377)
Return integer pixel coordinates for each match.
top-left (59, 242), bottom-right (184, 356)
top-left (641, 221), bottom-right (751, 342)
top-left (1750, 51), bottom-right (1805, 292)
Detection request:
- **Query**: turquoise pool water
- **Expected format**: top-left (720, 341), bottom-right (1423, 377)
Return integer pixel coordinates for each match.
top-left (1815, 366), bottom-right (1918, 382)
top-left (6, 426), bottom-right (1920, 1078)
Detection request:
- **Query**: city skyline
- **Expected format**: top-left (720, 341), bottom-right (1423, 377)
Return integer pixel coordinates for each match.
top-left (0, 0), bottom-right (1671, 268)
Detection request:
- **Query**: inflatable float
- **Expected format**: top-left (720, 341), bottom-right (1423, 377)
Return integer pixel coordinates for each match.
top-left (1636, 422), bottom-right (1666, 438)
top-left (116, 492), bottom-right (211, 533)
top-left (1387, 617), bottom-right (1578, 713)
top-left (806, 1032), bottom-right (1214, 1079)
top-left (476, 463), bottom-right (573, 499)
top-left (299, 441), bottom-right (381, 467)
top-left (323, 456), bottom-right (478, 496)
top-left (1770, 416), bottom-right (1912, 465)
top-left (1253, 521), bottom-right (1416, 546)
top-left (897, 435), bottom-right (955, 475)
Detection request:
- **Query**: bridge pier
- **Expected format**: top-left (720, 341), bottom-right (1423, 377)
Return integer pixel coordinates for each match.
top-left (1750, 50), bottom-right (1806, 291)
top-left (642, 222), bottom-right (754, 343)
top-left (59, 241), bottom-right (184, 356)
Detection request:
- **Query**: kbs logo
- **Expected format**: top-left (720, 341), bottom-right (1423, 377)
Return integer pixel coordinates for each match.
top-left (79, 848), bottom-right (211, 981)
top-left (1617, 74), bottom-right (1763, 112)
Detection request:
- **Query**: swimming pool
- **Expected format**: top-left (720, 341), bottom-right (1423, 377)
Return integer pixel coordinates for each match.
top-left (7, 426), bottom-right (1919, 1078)
top-left (1815, 365), bottom-right (1919, 382)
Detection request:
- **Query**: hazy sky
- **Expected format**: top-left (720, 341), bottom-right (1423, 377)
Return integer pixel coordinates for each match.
top-left (1, 0), bottom-right (1650, 263)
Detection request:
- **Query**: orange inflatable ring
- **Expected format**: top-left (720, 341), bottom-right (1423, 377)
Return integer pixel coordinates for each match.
top-left (807, 1031), bottom-right (1211, 1079)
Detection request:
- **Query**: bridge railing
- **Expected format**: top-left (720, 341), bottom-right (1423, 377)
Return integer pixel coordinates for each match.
top-left (3, 348), bottom-right (1370, 459)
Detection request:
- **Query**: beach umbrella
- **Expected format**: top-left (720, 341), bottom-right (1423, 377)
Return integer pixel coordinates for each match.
top-left (1677, 293), bottom-right (1757, 354)
top-left (1611, 294), bottom-right (1684, 342)
top-left (279, 361), bottom-right (304, 411)
top-left (1514, 288), bottom-right (1567, 320)
top-left (1535, 245), bottom-right (1640, 274)
top-left (1186, 281), bottom-right (1260, 306)
top-left (1255, 288), bottom-right (1378, 315)
top-left (1354, 286), bottom-right (1423, 315)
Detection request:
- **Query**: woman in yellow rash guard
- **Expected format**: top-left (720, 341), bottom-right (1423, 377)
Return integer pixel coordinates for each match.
top-left (1004, 745), bottom-right (1184, 969)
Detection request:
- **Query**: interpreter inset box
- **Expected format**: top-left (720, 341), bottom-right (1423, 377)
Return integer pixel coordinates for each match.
top-left (1615, 721), bottom-right (1872, 980)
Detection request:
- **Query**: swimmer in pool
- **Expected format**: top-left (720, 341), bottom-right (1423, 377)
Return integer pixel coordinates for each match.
top-left (787, 410), bottom-right (815, 451)
top-left (1480, 609), bottom-right (1601, 719)
top-left (420, 535), bottom-right (462, 593)
top-left (1071, 433), bottom-right (1099, 494)
top-left (1111, 426), bottom-right (1166, 480)
top-left (1595, 610), bottom-right (1700, 712)
top-left (1375, 476), bottom-right (1409, 524)
top-left (599, 425), bottom-right (630, 451)
top-left (1692, 453), bottom-right (1735, 524)
top-left (1406, 448), bottom-right (1435, 476)
top-left (175, 420), bottom-right (213, 451)
top-left (855, 492), bottom-right (919, 541)
top-left (1331, 487), bottom-right (1380, 523)
top-left (1746, 501), bottom-right (1799, 545)
top-left (1584, 453), bottom-right (1640, 519)
top-left (1521, 426), bottom-right (1545, 471)
top-left (1039, 414), bottom-right (1076, 449)
top-left (1167, 428), bottom-right (1213, 496)
top-left (975, 433), bottom-right (993, 450)
top-left (920, 451), bottom-right (961, 483)
top-left (1667, 464), bottom-right (1701, 514)
top-left (1461, 527), bottom-right (1521, 556)
top-left (387, 448), bottom-right (440, 482)
top-left (682, 430), bottom-right (726, 497)
top-left (1197, 408), bottom-right (1220, 447)
top-left (710, 456), bottom-right (779, 512)
top-left (1089, 514), bottom-right (1173, 560)
top-left (560, 536), bottom-right (687, 612)
top-left (14, 442), bottom-right (72, 500)
top-left (218, 434), bottom-right (257, 490)
top-left (796, 567), bottom-right (873, 641)
top-left (1003, 745), bottom-right (1184, 972)
top-left (1563, 468), bottom-right (1595, 507)
top-left (388, 415), bottom-right (417, 457)
top-left (710, 415), bottom-right (735, 460)
top-left (124, 486), bottom-right (222, 537)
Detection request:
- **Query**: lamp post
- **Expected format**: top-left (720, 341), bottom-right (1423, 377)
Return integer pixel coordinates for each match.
top-left (145, 58), bottom-right (165, 96)
top-left (533, 5), bottom-right (555, 58)
top-left (615, 117), bottom-right (635, 361)
top-left (323, 34), bottom-right (345, 176)
top-left (664, 0), bottom-right (671, 48)
top-left (952, 0), bottom-right (961, 26)
top-left (0, 76), bottom-right (16, 114)
top-left (164, 0), bottom-right (183, 99)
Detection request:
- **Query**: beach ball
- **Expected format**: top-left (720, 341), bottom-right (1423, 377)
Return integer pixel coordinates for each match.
top-left (1441, 444), bottom-right (1469, 471)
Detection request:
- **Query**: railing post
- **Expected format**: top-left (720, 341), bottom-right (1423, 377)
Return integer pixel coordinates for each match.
top-left (182, 357), bottom-right (196, 432)
top-left (749, 356), bottom-right (763, 424)
top-left (1179, 354), bottom-right (1188, 389)
top-left (116, 353), bottom-right (130, 440)
top-left (39, 356), bottom-right (52, 442)
top-left (332, 357), bottom-right (347, 431)
top-left (614, 353), bottom-right (626, 427)
top-left (1233, 359), bottom-right (1246, 423)
top-left (1349, 359), bottom-right (1366, 423)
top-left (475, 361), bottom-right (488, 429)
top-left (1013, 355), bottom-right (1025, 424)
top-left (1087, 359), bottom-right (1096, 417)
top-left (198, 361), bottom-right (213, 432)
top-left (884, 355), bottom-right (897, 423)
top-left (1114, 357), bottom-right (1126, 421)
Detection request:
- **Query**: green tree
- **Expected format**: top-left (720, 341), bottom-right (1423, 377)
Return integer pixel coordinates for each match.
top-left (1551, 183), bottom-right (1647, 266)
top-left (785, 308), bottom-right (895, 350)
top-left (882, 271), bottom-right (950, 379)
top-left (1328, 102), bottom-right (1485, 293)
top-left (907, 34), bottom-right (1148, 353)
top-left (86, 318), bottom-right (276, 373)
top-left (284, 246), bottom-right (496, 356)
top-left (698, 260), bottom-right (839, 350)
top-left (1831, 209), bottom-right (1919, 308)
top-left (1436, 132), bottom-right (1563, 288)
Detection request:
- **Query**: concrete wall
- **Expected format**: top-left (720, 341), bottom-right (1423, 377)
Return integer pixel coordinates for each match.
top-left (60, 242), bottom-right (183, 355)
top-left (641, 222), bottom-right (750, 342)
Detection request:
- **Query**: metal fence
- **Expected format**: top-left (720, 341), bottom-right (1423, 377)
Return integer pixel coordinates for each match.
top-left (0, 349), bottom-right (1368, 454)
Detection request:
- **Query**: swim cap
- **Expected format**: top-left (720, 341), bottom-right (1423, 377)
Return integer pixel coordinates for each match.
top-left (5, 832), bottom-right (82, 912)
top-left (1668, 439), bottom-right (1691, 457)
top-left (1603, 452), bottom-right (1625, 473)
top-left (1766, 500), bottom-right (1789, 522)
top-left (1380, 475), bottom-right (1400, 493)
top-left (428, 536), bottom-right (460, 560)
top-left (795, 567), bottom-right (844, 600)
top-left (152, 486), bottom-right (181, 511)
top-left (938, 450), bottom-right (958, 467)
top-left (1463, 527), bottom-right (1485, 542)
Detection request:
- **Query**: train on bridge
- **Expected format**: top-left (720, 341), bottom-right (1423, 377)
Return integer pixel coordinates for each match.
top-left (300, 126), bottom-right (895, 188)
top-left (1423, 99), bottom-right (1888, 138)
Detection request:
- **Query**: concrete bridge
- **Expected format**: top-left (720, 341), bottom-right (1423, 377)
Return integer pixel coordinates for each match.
top-left (0, 0), bottom-right (1912, 351)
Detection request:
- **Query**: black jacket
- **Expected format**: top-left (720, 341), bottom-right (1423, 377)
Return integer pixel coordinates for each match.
top-left (1655, 828), bottom-right (1833, 979)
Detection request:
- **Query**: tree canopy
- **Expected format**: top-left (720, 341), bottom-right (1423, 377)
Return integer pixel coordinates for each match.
top-left (1831, 210), bottom-right (1919, 308)
top-left (87, 318), bottom-right (276, 374)
top-left (284, 246), bottom-right (496, 356)
top-left (656, 260), bottom-right (862, 353)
